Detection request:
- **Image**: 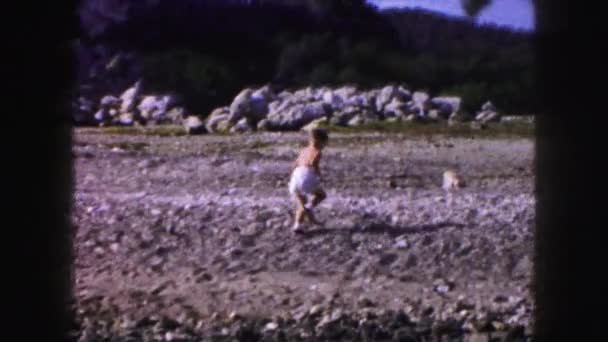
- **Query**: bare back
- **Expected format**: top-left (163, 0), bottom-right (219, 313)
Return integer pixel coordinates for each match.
top-left (294, 145), bottom-right (322, 173)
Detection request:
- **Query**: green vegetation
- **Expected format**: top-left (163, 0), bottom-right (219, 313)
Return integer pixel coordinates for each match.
top-left (85, 125), bottom-right (188, 137)
top-left (318, 120), bottom-right (534, 138)
top-left (95, 0), bottom-right (536, 117)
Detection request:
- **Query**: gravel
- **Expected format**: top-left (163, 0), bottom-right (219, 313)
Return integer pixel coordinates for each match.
top-left (71, 129), bottom-right (535, 340)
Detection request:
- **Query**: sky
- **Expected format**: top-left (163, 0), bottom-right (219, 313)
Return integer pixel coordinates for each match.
top-left (367, 0), bottom-right (535, 31)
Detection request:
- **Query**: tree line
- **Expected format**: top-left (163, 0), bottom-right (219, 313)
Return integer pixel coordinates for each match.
top-left (90, 0), bottom-right (537, 116)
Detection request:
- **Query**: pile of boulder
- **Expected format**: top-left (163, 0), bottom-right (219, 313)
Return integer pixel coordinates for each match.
top-left (204, 84), bottom-right (502, 134)
top-left (75, 82), bottom-right (506, 135)
top-left (71, 41), bottom-right (146, 126)
top-left (475, 101), bottom-right (501, 123)
top-left (90, 80), bottom-right (196, 128)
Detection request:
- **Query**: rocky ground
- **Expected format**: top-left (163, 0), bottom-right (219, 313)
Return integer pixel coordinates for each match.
top-left (71, 127), bottom-right (535, 341)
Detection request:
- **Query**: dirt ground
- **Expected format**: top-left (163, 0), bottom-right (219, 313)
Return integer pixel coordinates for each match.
top-left (71, 128), bottom-right (535, 339)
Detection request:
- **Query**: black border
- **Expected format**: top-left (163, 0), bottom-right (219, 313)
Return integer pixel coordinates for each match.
top-left (6, 0), bottom-right (578, 341)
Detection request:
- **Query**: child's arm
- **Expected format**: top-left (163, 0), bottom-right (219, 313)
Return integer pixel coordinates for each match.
top-left (313, 152), bottom-right (322, 179)
top-left (291, 150), bottom-right (302, 173)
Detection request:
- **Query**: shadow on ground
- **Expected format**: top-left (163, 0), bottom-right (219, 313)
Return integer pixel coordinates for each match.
top-left (299, 221), bottom-right (467, 238)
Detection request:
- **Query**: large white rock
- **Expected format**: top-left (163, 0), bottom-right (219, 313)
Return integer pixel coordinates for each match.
top-left (475, 101), bottom-right (501, 123)
top-left (265, 101), bottom-right (329, 130)
top-left (205, 107), bottom-right (231, 133)
top-left (430, 96), bottom-right (461, 120)
top-left (375, 85), bottom-right (411, 113)
top-left (183, 116), bottom-right (205, 135)
top-left (119, 80), bottom-right (142, 113)
top-left (100, 95), bottom-right (121, 108)
top-left (228, 88), bottom-right (269, 124)
top-left (383, 98), bottom-right (408, 118)
top-left (229, 118), bottom-right (253, 134)
top-left (137, 94), bottom-right (175, 122)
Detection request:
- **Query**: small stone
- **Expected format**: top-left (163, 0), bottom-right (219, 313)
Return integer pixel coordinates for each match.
top-left (394, 237), bottom-right (409, 249)
top-left (138, 159), bottom-right (152, 168)
top-left (309, 305), bottom-right (323, 316)
top-left (150, 256), bottom-right (164, 267)
top-left (491, 321), bottom-right (505, 331)
top-left (507, 315), bottom-right (522, 325)
top-left (462, 322), bottom-right (475, 332)
top-left (292, 309), bottom-right (308, 321)
top-left (508, 296), bottom-right (523, 304)
top-left (330, 309), bottom-right (344, 321)
top-left (228, 311), bottom-right (241, 322)
top-left (110, 243), bottom-right (120, 253)
top-left (435, 285), bottom-right (450, 294)
top-left (184, 116), bottom-right (205, 135)
top-left (151, 282), bottom-right (169, 296)
top-left (468, 333), bottom-right (490, 342)
top-left (263, 322), bottom-right (278, 331)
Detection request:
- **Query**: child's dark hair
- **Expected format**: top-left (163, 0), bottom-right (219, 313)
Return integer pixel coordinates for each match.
top-left (310, 128), bottom-right (329, 143)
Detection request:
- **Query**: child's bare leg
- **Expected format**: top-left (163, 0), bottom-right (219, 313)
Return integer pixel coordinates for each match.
top-left (303, 189), bottom-right (325, 225)
top-left (295, 192), bottom-right (308, 213)
top-left (310, 189), bottom-right (326, 208)
top-left (294, 206), bottom-right (305, 227)
top-left (293, 193), bottom-right (307, 230)
top-left (445, 190), bottom-right (453, 207)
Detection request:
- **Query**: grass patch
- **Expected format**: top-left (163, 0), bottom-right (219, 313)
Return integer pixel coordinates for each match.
top-left (97, 126), bottom-right (140, 135)
top-left (101, 142), bottom-right (149, 152)
top-left (317, 120), bottom-right (534, 139)
top-left (246, 141), bottom-right (272, 149)
top-left (76, 119), bottom-right (533, 140)
top-left (145, 125), bottom-right (189, 137)
top-left (88, 125), bottom-right (189, 137)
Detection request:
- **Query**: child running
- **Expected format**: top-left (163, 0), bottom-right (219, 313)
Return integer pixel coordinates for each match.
top-left (288, 129), bottom-right (329, 233)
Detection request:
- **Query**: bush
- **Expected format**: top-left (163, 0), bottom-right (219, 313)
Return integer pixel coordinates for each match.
top-left (443, 83), bottom-right (489, 114)
top-left (108, 2), bottom-right (536, 117)
top-left (142, 49), bottom-right (240, 115)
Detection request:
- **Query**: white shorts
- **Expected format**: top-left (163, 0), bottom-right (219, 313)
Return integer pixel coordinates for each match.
top-left (288, 166), bottom-right (322, 196)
